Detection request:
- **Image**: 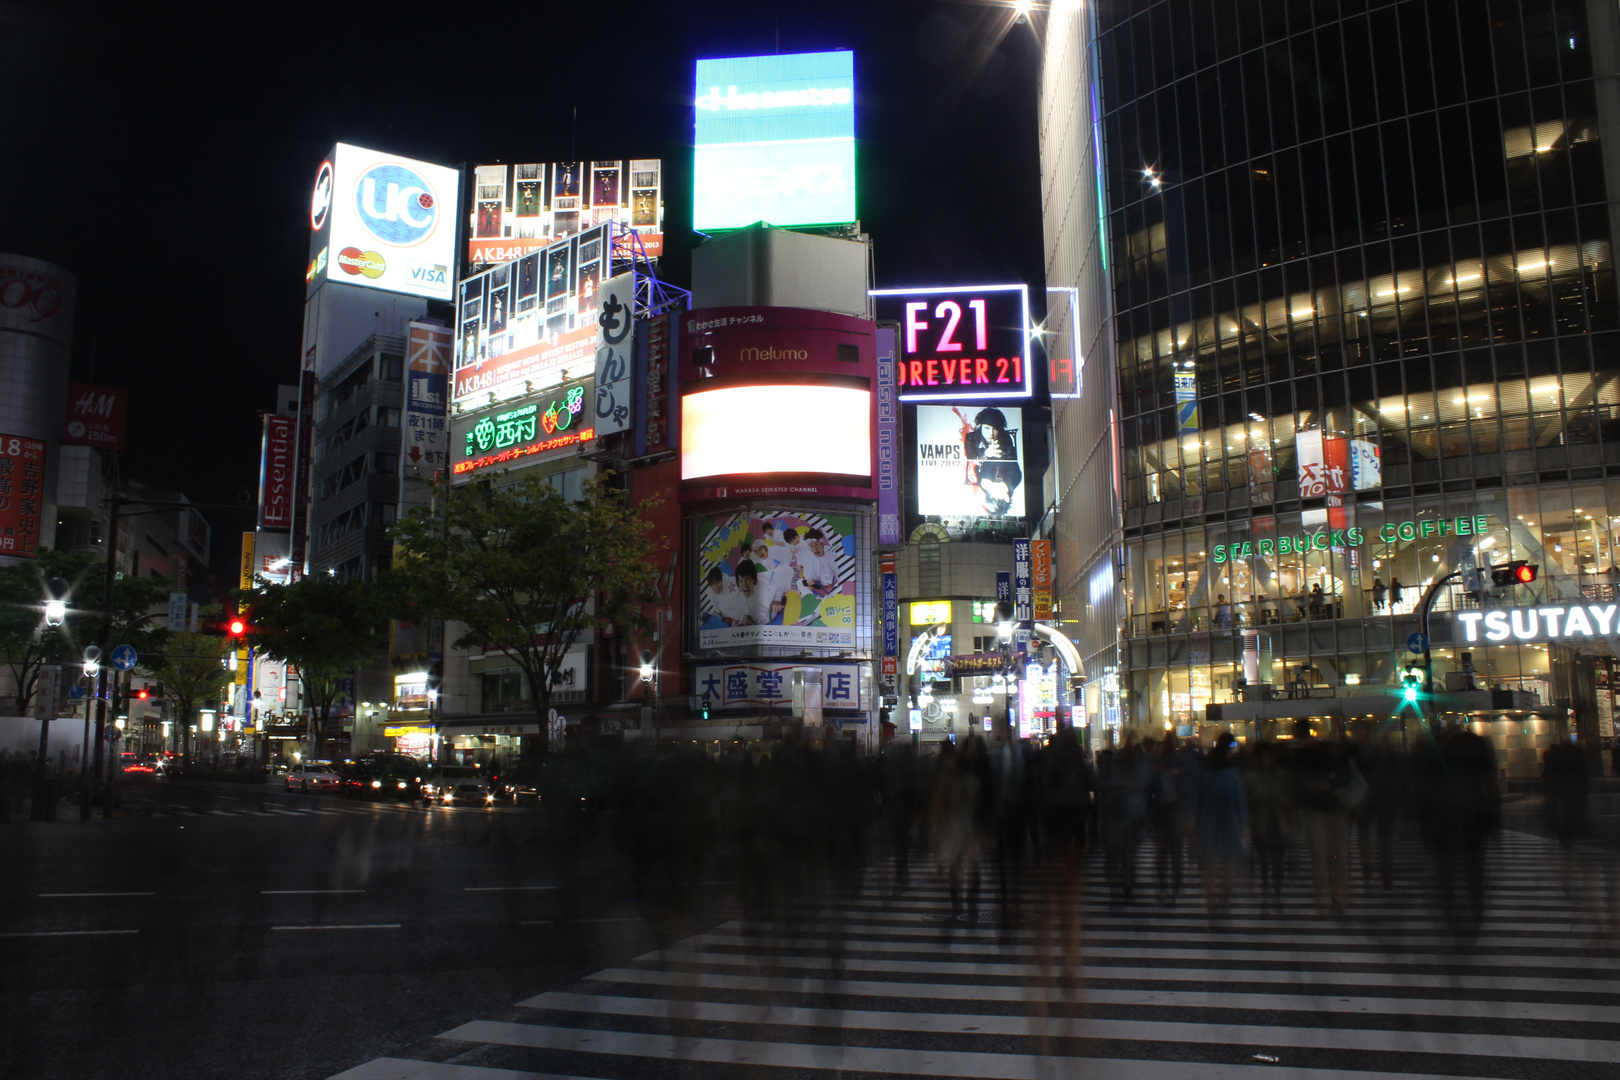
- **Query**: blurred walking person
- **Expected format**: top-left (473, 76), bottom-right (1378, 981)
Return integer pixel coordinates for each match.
top-left (932, 740), bottom-right (985, 921)
top-left (1147, 736), bottom-right (1190, 905)
top-left (1097, 738), bottom-right (1148, 907)
top-left (1192, 732), bottom-right (1247, 916)
top-left (1414, 727), bottom-right (1500, 932)
top-left (1244, 740), bottom-right (1294, 912)
top-left (1293, 739), bottom-right (1360, 914)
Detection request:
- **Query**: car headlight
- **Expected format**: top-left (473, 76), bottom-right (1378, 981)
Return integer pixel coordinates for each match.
top-left (371, 780), bottom-right (381, 788)
top-left (485, 793), bottom-right (494, 802)
top-left (397, 781), bottom-right (407, 789)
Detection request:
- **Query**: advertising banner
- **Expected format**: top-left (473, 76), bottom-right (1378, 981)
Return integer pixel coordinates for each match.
top-left (308, 143), bottom-right (460, 302)
top-left (1349, 438), bottom-right (1381, 490)
top-left (1031, 539), bottom-right (1053, 621)
top-left (1013, 539), bottom-right (1033, 622)
top-left (252, 531), bottom-right (294, 586)
top-left (948, 653), bottom-right (1004, 676)
top-left (876, 327), bottom-right (901, 547)
top-left (63, 383), bottom-right (127, 450)
top-left (1174, 371), bottom-right (1198, 435)
top-left (915, 404), bottom-right (1025, 519)
top-left (1296, 429), bottom-right (1355, 499)
top-left (694, 661), bottom-right (863, 712)
top-left (592, 273), bottom-right (635, 436)
top-left (997, 571), bottom-right (1011, 605)
top-left (693, 51), bottom-right (856, 231)
top-left (881, 555), bottom-right (898, 678)
top-left (454, 381), bottom-right (594, 476)
top-left (678, 306), bottom-right (876, 501)
top-left (870, 284), bottom-right (1032, 401)
top-left (0, 433), bottom-right (45, 558)
top-left (469, 160), bottom-right (663, 266)
top-left (1247, 442), bottom-right (1274, 503)
top-left (406, 322), bottom-right (452, 472)
top-left (696, 509), bottom-right (858, 650)
top-left (258, 414), bottom-right (295, 528)
top-left (453, 224), bottom-right (612, 404)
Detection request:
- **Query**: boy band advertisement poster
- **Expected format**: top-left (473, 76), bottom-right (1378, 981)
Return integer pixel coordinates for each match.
top-left (697, 510), bottom-right (858, 650)
top-left (468, 159), bottom-right (664, 265)
top-left (914, 404), bottom-right (1026, 519)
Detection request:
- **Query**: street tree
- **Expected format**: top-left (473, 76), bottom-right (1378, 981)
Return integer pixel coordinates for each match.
top-left (0, 549), bottom-right (172, 715)
top-left (390, 471), bottom-right (657, 753)
top-left (140, 630), bottom-right (228, 757)
top-left (239, 576), bottom-right (386, 757)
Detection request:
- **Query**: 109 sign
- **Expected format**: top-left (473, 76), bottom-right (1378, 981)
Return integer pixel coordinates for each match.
top-left (870, 284), bottom-right (1032, 401)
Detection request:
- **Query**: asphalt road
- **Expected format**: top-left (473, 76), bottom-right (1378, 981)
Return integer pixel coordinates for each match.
top-left (6, 781), bottom-right (1620, 1080)
top-left (0, 780), bottom-right (731, 1080)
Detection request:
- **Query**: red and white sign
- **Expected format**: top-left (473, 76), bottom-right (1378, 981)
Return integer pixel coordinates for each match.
top-left (1295, 430), bottom-right (1349, 499)
top-left (0, 434), bottom-right (46, 558)
top-left (259, 415), bottom-right (296, 528)
top-left (63, 383), bottom-right (127, 451)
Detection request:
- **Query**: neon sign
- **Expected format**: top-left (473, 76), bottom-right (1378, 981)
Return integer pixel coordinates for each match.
top-left (458, 386), bottom-right (589, 474)
top-left (870, 284), bottom-right (1032, 401)
top-left (1213, 516), bottom-right (1491, 563)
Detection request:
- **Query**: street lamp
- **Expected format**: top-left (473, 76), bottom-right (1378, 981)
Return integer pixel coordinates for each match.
top-left (30, 578), bottom-right (71, 820)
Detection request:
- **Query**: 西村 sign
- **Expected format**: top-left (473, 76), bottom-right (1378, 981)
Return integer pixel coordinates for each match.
top-left (456, 385), bottom-right (591, 475)
top-left (1454, 604), bottom-right (1620, 644)
top-left (1212, 516), bottom-right (1491, 563)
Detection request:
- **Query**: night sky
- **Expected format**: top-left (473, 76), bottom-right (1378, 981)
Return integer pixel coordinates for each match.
top-left (1, 1), bottom-right (1045, 579)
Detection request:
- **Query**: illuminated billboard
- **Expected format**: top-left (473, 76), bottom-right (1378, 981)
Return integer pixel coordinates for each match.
top-left (469, 160), bottom-right (663, 266)
top-left (454, 381), bottom-right (595, 476)
top-left (453, 223), bottom-right (614, 404)
top-left (693, 50), bottom-right (855, 231)
top-left (870, 284), bottom-right (1032, 401)
top-left (677, 306), bottom-right (877, 501)
top-left (915, 405), bottom-right (1026, 518)
top-left (695, 509), bottom-right (858, 650)
top-left (307, 143), bottom-right (460, 302)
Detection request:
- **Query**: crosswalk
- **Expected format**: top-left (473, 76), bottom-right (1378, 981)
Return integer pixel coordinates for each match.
top-left (330, 830), bottom-right (1620, 1080)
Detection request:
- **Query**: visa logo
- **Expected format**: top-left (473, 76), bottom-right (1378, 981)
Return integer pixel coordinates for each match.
top-left (409, 262), bottom-right (447, 286)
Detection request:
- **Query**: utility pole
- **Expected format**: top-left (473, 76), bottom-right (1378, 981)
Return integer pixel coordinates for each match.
top-left (1416, 569), bottom-right (1462, 739)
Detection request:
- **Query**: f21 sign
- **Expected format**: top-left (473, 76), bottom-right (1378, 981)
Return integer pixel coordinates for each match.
top-left (870, 284), bottom-right (1031, 401)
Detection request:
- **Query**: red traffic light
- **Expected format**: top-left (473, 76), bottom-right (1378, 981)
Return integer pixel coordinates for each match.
top-left (137, 689), bottom-right (149, 700)
top-left (228, 618), bottom-right (247, 636)
top-left (1514, 562), bottom-right (1538, 584)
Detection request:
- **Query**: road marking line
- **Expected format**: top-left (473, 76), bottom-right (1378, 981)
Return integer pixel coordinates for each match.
top-left (261, 889), bottom-right (365, 895)
top-left (272, 924), bottom-right (400, 931)
top-left (465, 886), bottom-right (559, 892)
top-left (1, 929), bottom-right (140, 937)
top-left (38, 892), bottom-right (155, 898)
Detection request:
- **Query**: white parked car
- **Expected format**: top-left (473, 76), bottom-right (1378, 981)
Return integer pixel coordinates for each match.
top-left (420, 765), bottom-right (492, 807)
top-left (286, 762), bottom-right (341, 793)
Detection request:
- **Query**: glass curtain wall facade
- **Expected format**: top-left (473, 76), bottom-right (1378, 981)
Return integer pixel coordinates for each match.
top-left (1045, 0), bottom-right (1620, 743)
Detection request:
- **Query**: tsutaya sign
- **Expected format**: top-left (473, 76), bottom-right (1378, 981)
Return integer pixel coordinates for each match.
top-left (1213, 515), bottom-right (1491, 564)
top-left (1454, 604), bottom-right (1620, 644)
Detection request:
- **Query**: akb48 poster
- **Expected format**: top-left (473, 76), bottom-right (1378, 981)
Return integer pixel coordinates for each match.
top-left (696, 510), bottom-right (858, 649)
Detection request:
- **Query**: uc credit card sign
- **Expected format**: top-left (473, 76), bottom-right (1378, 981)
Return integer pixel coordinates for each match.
top-left (693, 50), bottom-right (855, 231)
top-left (314, 143), bottom-right (460, 302)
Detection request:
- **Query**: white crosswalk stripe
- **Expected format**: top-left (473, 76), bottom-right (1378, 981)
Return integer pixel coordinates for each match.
top-left (326, 829), bottom-right (1620, 1079)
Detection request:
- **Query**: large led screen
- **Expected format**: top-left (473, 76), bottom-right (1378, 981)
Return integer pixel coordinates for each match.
top-left (914, 404), bottom-right (1026, 518)
top-left (682, 384), bottom-right (870, 481)
top-left (695, 509), bottom-right (858, 650)
top-left (469, 160), bottom-right (663, 266)
top-left (453, 224), bottom-right (613, 404)
top-left (693, 50), bottom-right (855, 231)
top-left (310, 143), bottom-right (461, 302)
top-left (870, 284), bottom-right (1032, 401)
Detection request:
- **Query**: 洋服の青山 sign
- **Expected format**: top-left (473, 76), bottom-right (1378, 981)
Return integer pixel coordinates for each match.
top-left (1213, 516), bottom-right (1491, 563)
top-left (1454, 604), bottom-right (1620, 644)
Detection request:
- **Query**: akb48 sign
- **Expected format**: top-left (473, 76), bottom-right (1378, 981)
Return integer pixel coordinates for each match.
top-left (870, 284), bottom-right (1032, 401)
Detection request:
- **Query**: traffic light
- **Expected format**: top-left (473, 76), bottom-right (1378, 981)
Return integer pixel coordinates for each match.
top-left (228, 617), bottom-right (247, 637)
top-left (701, 696), bottom-right (711, 722)
top-left (1490, 560), bottom-right (1539, 587)
top-left (1401, 666), bottom-right (1422, 704)
top-left (137, 688), bottom-right (149, 701)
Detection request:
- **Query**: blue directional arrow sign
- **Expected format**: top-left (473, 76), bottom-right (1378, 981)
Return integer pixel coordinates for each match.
top-left (69, 684), bottom-right (85, 700)
top-left (1406, 632), bottom-right (1428, 655)
top-left (110, 644), bottom-right (139, 671)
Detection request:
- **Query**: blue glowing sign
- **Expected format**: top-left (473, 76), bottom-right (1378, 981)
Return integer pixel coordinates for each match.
top-left (693, 50), bottom-right (856, 231)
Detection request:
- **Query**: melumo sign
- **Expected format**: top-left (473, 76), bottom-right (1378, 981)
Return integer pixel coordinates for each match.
top-left (1212, 516), bottom-right (1491, 563)
top-left (1454, 604), bottom-right (1620, 643)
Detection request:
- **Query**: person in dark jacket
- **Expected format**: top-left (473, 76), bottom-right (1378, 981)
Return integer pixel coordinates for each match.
top-left (1192, 733), bottom-right (1248, 916)
top-left (1543, 736), bottom-right (1588, 851)
top-left (1244, 740), bottom-right (1294, 911)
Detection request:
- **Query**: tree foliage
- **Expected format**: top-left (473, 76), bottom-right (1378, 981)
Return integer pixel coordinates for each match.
top-left (141, 629), bottom-right (228, 753)
top-left (0, 548), bottom-right (172, 714)
top-left (389, 471), bottom-right (657, 749)
top-left (239, 576), bottom-right (386, 733)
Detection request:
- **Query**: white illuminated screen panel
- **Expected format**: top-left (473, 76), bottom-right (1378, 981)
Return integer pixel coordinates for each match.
top-left (682, 384), bottom-right (870, 481)
top-left (325, 143), bottom-right (460, 302)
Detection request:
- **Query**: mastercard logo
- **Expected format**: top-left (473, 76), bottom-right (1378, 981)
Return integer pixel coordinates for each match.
top-left (337, 247), bottom-right (386, 279)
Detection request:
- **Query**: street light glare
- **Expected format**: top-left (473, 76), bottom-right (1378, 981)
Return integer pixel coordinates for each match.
top-left (44, 600), bottom-right (65, 627)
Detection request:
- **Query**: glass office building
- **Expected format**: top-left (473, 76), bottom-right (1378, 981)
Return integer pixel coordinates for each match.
top-left (1042, 0), bottom-right (1620, 767)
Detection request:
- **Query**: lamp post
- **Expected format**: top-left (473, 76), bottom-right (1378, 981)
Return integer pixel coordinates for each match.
top-left (29, 578), bottom-right (69, 820)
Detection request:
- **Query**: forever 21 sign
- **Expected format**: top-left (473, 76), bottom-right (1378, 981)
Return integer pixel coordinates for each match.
top-left (870, 283), bottom-right (1032, 401)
